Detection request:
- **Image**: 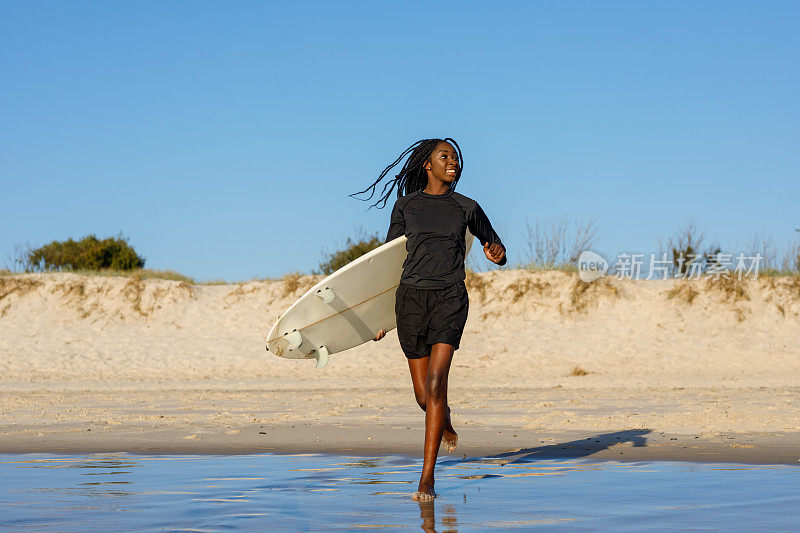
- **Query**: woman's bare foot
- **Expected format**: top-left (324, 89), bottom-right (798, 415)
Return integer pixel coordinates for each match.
top-left (441, 406), bottom-right (458, 453)
top-left (413, 479), bottom-right (436, 501)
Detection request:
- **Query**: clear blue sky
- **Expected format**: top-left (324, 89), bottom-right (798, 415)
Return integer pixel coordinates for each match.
top-left (1, 1), bottom-right (798, 280)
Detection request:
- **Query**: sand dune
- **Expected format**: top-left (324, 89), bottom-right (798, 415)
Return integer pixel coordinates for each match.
top-left (1, 271), bottom-right (798, 388)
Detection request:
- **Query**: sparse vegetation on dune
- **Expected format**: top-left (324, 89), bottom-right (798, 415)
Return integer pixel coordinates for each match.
top-left (5, 224), bottom-right (799, 293)
top-left (470, 269), bottom-right (622, 321)
top-left (705, 275), bottom-right (749, 303)
top-left (125, 269), bottom-right (195, 283)
top-left (760, 269), bottom-right (798, 277)
top-left (665, 276), bottom-right (750, 304)
top-left (464, 268), bottom-right (489, 302)
top-left (0, 271), bottom-right (197, 320)
top-left (564, 276), bottom-right (620, 314)
top-left (787, 275), bottom-right (800, 296)
top-left (761, 274), bottom-right (800, 318)
top-left (80, 268), bottom-right (195, 283)
top-left (666, 282), bottom-right (700, 305)
top-left (661, 272), bottom-right (800, 322)
top-left (3, 267), bottom-right (800, 328)
top-left (1, 268), bottom-right (196, 283)
top-left (0, 277), bottom-right (44, 318)
top-left (281, 272), bottom-right (302, 296)
top-left (568, 366), bottom-right (590, 377)
top-left (504, 276), bottom-right (551, 303)
top-left (0, 277), bottom-right (43, 301)
top-left (279, 271), bottom-right (321, 297)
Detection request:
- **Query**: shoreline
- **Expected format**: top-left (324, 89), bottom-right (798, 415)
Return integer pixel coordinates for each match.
top-left (2, 427), bottom-right (799, 467)
top-left (3, 385), bottom-right (799, 466)
top-left (2, 422), bottom-right (798, 467)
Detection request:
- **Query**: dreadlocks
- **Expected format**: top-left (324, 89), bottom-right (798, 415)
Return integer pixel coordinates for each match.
top-left (350, 138), bottom-right (463, 209)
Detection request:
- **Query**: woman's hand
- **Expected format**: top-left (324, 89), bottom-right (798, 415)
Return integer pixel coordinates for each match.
top-left (483, 242), bottom-right (506, 264)
top-left (372, 329), bottom-right (386, 341)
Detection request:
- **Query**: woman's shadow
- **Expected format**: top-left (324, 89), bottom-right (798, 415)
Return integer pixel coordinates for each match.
top-left (462, 429), bottom-right (651, 464)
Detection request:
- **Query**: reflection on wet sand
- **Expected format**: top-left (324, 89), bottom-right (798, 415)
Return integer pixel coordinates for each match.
top-left (417, 500), bottom-right (459, 533)
top-left (0, 450), bottom-right (798, 531)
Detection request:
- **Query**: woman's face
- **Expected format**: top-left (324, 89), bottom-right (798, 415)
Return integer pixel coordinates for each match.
top-left (424, 142), bottom-right (460, 184)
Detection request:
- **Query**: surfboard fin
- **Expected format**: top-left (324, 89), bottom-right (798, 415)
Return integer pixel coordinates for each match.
top-left (283, 329), bottom-right (303, 350)
top-left (315, 287), bottom-right (335, 304)
top-left (315, 346), bottom-right (330, 369)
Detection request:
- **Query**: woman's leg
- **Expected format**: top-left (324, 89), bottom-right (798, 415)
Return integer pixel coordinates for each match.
top-left (414, 342), bottom-right (455, 500)
top-left (407, 356), bottom-right (430, 410)
top-left (407, 357), bottom-right (458, 449)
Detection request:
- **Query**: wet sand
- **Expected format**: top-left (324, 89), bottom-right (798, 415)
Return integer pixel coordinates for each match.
top-left (2, 385), bottom-right (798, 465)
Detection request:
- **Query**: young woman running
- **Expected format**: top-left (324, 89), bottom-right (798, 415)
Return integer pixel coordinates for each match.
top-left (352, 138), bottom-right (507, 501)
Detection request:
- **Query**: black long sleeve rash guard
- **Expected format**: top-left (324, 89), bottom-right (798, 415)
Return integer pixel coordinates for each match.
top-left (386, 188), bottom-right (506, 290)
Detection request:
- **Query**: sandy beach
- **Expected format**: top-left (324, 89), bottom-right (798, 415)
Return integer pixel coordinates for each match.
top-left (2, 271), bottom-right (799, 464)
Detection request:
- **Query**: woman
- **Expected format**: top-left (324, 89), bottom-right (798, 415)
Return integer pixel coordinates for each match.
top-left (352, 138), bottom-right (506, 501)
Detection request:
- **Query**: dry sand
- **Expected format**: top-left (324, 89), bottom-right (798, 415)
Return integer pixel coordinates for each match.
top-left (1, 271), bottom-right (799, 464)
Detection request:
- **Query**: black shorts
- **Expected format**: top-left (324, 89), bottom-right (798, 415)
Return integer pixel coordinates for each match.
top-left (395, 281), bottom-right (469, 359)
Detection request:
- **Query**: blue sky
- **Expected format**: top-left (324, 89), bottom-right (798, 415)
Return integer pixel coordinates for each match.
top-left (1, 1), bottom-right (798, 280)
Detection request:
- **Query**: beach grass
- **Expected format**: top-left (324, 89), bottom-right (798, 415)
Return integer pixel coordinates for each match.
top-left (666, 282), bottom-right (700, 305)
top-left (568, 366), bottom-right (590, 376)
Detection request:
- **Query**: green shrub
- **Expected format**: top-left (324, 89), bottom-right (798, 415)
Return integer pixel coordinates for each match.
top-left (317, 230), bottom-right (382, 275)
top-left (26, 234), bottom-right (145, 272)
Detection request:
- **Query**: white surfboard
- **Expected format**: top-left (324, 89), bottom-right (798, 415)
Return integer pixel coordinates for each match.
top-left (266, 231), bottom-right (475, 369)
